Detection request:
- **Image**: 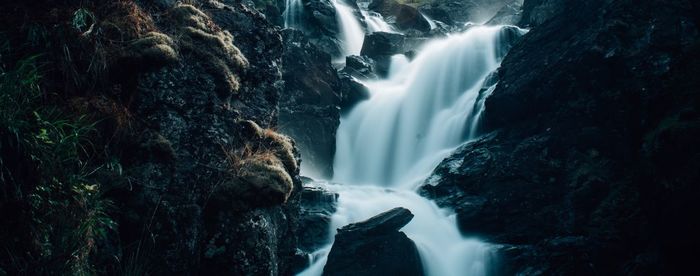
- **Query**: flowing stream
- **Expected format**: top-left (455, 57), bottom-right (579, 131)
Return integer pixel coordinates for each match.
top-left (286, 4), bottom-right (526, 276)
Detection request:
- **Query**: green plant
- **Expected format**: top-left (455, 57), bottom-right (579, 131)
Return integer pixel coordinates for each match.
top-left (1, 54), bottom-right (118, 274)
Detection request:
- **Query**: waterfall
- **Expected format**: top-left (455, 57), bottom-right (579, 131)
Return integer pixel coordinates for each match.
top-left (298, 25), bottom-right (526, 276)
top-left (362, 10), bottom-right (396, 33)
top-left (422, 13), bottom-right (438, 30)
top-left (334, 26), bottom-right (525, 188)
top-left (283, 0), bottom-right (304, 29)
top-left (332, 0), bottom-right (365, 59)
top-left (293, 0), bottom-right (527, 273)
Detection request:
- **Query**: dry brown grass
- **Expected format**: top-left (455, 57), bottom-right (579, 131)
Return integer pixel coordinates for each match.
top-left (220, 121), bottom-right (298, 205)
top-left (166, 4), bottom-right (249, 98)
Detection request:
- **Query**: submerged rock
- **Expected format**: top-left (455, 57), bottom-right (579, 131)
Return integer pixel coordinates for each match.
top-left (323, 207), bottom-right (425, 276)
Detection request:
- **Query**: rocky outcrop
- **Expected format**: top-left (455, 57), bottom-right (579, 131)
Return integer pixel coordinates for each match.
top-left (342, 55), bottom-right (379, 79)
top-left (418, 0), bottom-right (519, 26)
top-left (288, 0), bottom-right (357, 58)
top-left (278, 29), bottom-right (341, 179)
top-left (338, 72), bottom-right (370, 111)
top-left (279, 29), bottom-right (369, 179)
top-left (369, 0), bottom-right (431, 32)
top-left (120, 2), bottom-right (302, 274)
top-left (360, 31), bottom-right (406, 57)
top-left (323, 207), bottom-right (425, 276)
top-left (518, 0), bottom-right (566, 27)
top-left (0, 0), bottom-right (301, 274)
top-left (421, 0), bottom-right (700, 274)
top-left (485, 2), bottom-right (523, 26)
top-left (360, 32), bottom-right (410, 77)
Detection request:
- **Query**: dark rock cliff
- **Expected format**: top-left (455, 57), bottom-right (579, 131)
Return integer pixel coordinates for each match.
top-left (105, 1), bottom-right (304, 274)
top-left (421, 0), bottom-right (700, 274)
top-left (0, 0), bottom-right (310, 274)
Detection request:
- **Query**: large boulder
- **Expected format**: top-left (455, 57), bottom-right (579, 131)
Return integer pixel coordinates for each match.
top-left (323, 207), bottom-right (425, 276)
top-left (358, 32), bottom-right (408, 78)
top-left (360, 31), bottom-right (406, 57)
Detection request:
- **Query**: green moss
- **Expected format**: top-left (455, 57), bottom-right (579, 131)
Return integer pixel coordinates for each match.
top-left (169, 4), bottom-right (249, 97)
top-left (126, 31), bottom-right (179, 67)
top-left (169, 4), bottom-right (210, 31)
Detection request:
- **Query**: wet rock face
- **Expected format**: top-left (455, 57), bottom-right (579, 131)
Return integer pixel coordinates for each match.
top-left (278, 29), bottom-right (341, 179)
top-left (298, 179), bottom-right (339, 253)
top-left (323, 208), bottom-right (425, 276)
top-left (342, 55), bottom-right (378, 79)
top-left (278, 29), bottom-right (369, 179)
top-left (281, 0), bottom-right (346, 57)
top-left (422, 0), bottom-right (700, 274)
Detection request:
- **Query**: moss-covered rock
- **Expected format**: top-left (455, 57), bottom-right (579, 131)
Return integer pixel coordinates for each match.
top-left (125, 31), bottom-right (178, 68)
top-left (168, 4), bottom-right (249, 99)
top-left (236, 152), bottom-right (294, 204)
top-left (213, 120), bottom-right (298, 208)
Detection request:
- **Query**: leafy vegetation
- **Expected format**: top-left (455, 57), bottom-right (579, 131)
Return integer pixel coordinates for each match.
top-left (0, 47), bottom-right (119, 275)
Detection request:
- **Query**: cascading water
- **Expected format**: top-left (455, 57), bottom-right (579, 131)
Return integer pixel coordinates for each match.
top-left (422, 13), bottom-right (438, 30)
top-left (299, 25), bottom-right (526, 276)
top-left (362, 10), bottom-right (395, 33)
top-left (334, 26), bottom-right (525, 187)
top-left (331, 0), bottom-right (365, 59)
top-left (283, 0), bottom-right (304, 29)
